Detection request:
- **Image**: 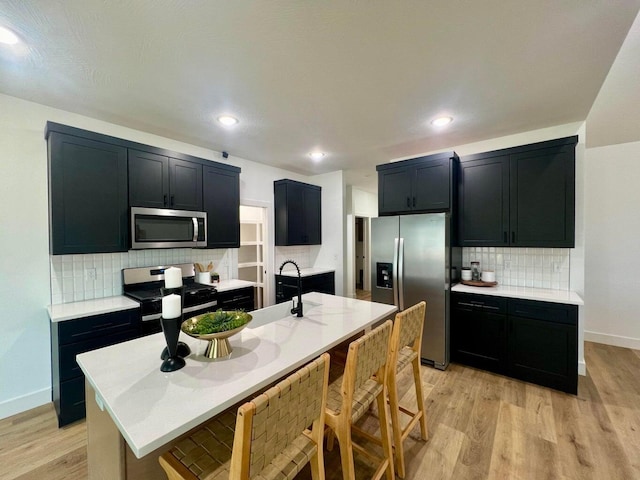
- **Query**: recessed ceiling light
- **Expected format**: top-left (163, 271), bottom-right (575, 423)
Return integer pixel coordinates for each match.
top-left (309, 151), bottom-right (325, 160)
top-left (431, 116), bottom-right (453, 127)
top-left (0, 26), bottom-right (20, 45)
top-left (217, 115), bottom-right (239, 126)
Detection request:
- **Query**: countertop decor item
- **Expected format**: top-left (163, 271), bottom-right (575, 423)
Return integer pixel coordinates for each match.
top-left (181, 310), bottom-right (252, 359)
top-left (460, 280), bottom-right (498, 287)
top-left (159, 286), bottom-right (190, 372)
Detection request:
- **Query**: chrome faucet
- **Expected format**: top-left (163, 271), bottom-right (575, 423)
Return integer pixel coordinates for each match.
top-left (278, 260), bottom-right (303, 317)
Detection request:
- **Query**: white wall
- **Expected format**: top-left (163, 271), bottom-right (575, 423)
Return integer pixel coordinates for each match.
top-left (0, 93), bottom-right (343, 419)
top-left (584, 140), bottom-right (640, 349)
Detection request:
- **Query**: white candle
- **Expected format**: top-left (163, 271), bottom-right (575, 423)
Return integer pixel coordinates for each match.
top-left (162, 294), bottom-right (182, 319)
top-left (164, 267), bottom-right (182, 288)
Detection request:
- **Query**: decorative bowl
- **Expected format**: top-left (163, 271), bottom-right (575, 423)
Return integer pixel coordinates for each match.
top-left (181, 311), bottom-right (252, 359)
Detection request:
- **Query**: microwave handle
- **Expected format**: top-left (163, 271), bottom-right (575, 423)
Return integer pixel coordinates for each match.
top-left (192, 217), bottom-right (199, 242)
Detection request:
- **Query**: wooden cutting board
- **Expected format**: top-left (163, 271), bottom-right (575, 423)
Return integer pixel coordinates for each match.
top-left (461, 280), bottom-right (498, 287)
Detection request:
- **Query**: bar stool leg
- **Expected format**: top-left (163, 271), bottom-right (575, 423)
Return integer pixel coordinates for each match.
top-left (412, 356), bottom-right (428, 441)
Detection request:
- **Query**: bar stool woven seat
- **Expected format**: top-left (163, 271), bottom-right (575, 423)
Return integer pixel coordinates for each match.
top-left (159, 353), bottom-right (330, 480)
top-left (324, 320), bottom-right (395, 480)
top-left (387, 301), bottom-right (428, 478)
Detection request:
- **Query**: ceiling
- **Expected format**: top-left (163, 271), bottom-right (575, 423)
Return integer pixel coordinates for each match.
top-left (1, 1), bottom-right (639, 192)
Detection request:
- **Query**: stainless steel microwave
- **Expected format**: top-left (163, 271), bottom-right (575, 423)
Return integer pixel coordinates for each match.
top-left (130, 207), bottom-right (207, 249)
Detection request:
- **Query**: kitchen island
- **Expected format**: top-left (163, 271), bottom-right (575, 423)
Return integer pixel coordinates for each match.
top-left (77, 292), bottom-right (396, 480)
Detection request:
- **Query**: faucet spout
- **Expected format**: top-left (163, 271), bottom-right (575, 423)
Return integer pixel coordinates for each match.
top-left (278, 260), bottom-right (303, 317)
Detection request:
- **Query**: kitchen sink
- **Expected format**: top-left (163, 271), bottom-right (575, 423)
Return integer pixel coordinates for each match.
top-left (247, 299), bottom-right (320, 328)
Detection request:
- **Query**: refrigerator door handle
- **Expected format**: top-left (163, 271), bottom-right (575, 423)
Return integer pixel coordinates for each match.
top-left (393, 237), bottom-right (400, 307)
top-left (398, 237), bottom-right (405, 311)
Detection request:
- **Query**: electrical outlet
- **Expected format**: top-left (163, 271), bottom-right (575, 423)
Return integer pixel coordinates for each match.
top-left (504, 260), bottom-right (511, 270)
top-left (86, 268), bottom-right (97, 280)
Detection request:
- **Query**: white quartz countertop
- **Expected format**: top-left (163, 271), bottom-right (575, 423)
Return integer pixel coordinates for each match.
top-left (451, 283), bottom-right (584, 305)
top-left (76, 293), bottom-right (396, 458)
top-left (195, 279), bottom-right (255, 292)
top-left (277, 267), bottom-right (335, 278)
top-left (48, 296), bottom-right (140, 322)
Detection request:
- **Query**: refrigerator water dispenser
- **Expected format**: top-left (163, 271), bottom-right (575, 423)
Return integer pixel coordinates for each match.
top-left (376, 262), bottom-right (393, 289)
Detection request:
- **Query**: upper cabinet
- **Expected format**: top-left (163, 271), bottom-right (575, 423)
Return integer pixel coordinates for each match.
top-left (458, 136), bottom-right (577, 247)
top-left (47, 131), bottom-right (129, 254)
top-left (128, 150), bottom-right (203, 211)
top-left (203, 164), bottom-right (240, 248)
top-left (376, 152), bottom-right (458, 215)
top-left (274, 179), bottom-right (321, 246)
top-left (46, 122), bottom-right (241, 253)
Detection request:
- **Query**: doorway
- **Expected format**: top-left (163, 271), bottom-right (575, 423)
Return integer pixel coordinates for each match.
top-left (354, 216), bottom-right (370, 295)
top-left (238, 205), bottom-right (268, 308)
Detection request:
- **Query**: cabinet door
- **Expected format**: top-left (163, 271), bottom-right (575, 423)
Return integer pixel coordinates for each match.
top-left (49, 133), bottom-right (128, 254)
top-left (128, 149), bottom-right (169, 208)
top-left (275, 182), bottom-right (305, 246)
top-left (413, 159), bottom-right (450, 211)
top-left (203, 166), bottom-right (240, 248)
top-left (507, 316), bottom-right (577, 393)
top-left (169, 158), bottom-right (203, 211)
top-left (459, 155), bottom-right (510, 246)
top-left (510, 145), bottom-right (575, 247)
top-left (303, 186), bottom-right (322, 244)
top-left (378, 166), bottom-right (412, 215)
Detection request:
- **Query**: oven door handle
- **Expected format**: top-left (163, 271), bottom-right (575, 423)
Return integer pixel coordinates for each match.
top-left (141, 300), bottom-right (218, 322)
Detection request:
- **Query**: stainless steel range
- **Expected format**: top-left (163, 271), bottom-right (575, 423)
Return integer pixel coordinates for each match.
top-left (122, 263), bottom-right (217, 336)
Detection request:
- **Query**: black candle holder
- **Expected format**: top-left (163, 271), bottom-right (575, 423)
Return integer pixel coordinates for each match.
top-left (159, 286), bottom-right (191, 372)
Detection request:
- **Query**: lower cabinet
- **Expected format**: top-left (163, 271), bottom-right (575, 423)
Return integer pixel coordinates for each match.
top-left (275, 272), bottom-right (335, 304)
top-left (216, 287), bottom-right (255, 311)
top-left (51, 309), bottom-right (140, 427)
top-left (451, 292), bottom-right (578, 394)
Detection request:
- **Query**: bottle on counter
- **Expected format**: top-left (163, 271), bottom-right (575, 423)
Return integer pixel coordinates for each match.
top-left (470, 261), bottom-right (480, 281)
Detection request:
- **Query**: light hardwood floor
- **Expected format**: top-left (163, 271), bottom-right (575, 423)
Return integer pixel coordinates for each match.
top-left (2, 343), bottom-right (639, 480)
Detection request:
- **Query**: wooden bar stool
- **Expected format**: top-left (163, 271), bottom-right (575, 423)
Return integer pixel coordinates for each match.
top-left (324, 320), bottom-right (395, 480)
top-left (387, 301), bottom-right (428, 478)
top-left (159, 353), bottom-right (330, 480)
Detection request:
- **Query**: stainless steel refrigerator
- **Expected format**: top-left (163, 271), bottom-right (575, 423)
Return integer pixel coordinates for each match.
top-left (371, 213), bottom-right (460, 370)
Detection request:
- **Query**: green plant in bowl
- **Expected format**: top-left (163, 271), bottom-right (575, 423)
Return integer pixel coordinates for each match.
top-left (182, 310), bottom-right (252, 335)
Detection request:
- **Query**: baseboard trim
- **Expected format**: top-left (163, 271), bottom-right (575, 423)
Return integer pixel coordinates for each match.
top-left (584, 330), bottom-right (640, 351)
top-left (578, 359), bottom-right (586, 376)
top-left (0, 388), bottom-right (51, 421)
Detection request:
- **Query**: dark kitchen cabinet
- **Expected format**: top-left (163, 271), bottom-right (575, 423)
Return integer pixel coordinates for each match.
top-left (216, 287), bottom-right (255, 311)
top-left (459, 136), bottom-right (577, 247)
top-left (129, 149), bottom-right (203, 211)
top-left (451, 293), bottom-right (507, 374)
top-left (275, 271), bottom-right (335, 304)
top-left (203, 164), bottom-right (240, 248)
top-left (274, 179), bottom-right (322, 246)
top-left (51, 308), bottom-right (140, 426)
top-left (47, 132), bottom-right (129, 254)
top-left (507, 299), bottom-right (578, 394)
top-left (451, 292), bottom-right (578, 394)
top-left (377, 152), bottom-right (458, 215)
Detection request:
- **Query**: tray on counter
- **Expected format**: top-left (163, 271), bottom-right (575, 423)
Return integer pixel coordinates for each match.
top-left (460, 280), bottom-right (498, 287)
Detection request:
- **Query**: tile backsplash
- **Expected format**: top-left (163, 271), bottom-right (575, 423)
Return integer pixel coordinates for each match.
top-left (462, 247), bottom-right (570, 290)
top-left (275, 246), bottom-right (311, 272)
top-left (50, 248), bottom-right (236, 305)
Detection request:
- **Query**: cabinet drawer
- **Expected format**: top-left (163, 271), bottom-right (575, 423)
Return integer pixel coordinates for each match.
top-left (58, 309), bottom-right (139, 344)
top-left (508, 299), bottom-right (577, 325)
top-left (59, 328), bottom-right (139, 382)
top-left (217, 287), bottom-right (255, 311)
top-left (452, 293), bottom-right (507, 314)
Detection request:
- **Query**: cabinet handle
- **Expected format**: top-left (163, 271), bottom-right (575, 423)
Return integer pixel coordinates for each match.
top-left (413, 197), bottom-right (416, 207)
top-left (512, 231), bottom-right (516, 243)
top-left (503, 232), bottom-right (507, 243)
top-left (164, 194), bottom-right (168, 207)
top-left (406, 197), bottom-right (411, 207)
top-left (171, 194), bottom-right (175, 206)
